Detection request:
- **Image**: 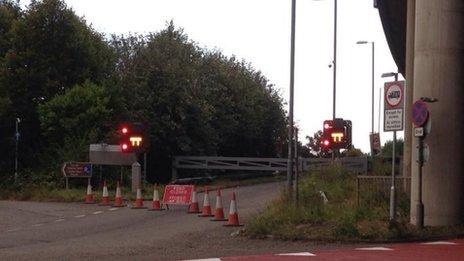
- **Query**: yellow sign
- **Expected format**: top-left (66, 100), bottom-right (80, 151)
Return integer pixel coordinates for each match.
top-left (331, 132), bottom-right (344, 142)
top-left (130, 136), bottom-right (142, 147)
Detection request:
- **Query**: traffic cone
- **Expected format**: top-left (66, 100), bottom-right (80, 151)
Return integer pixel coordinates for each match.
top-left (224, 192), bottom-right (243, 226)
top-left (112, 182), bottom-right (126, 207)
top-left (198, 186), bottom-right (214, 217)
top-left (132, 187), bottom-right (147, 209)
top-left (84, 180), bottom-right (95, 204)
top-left (187, 188), bottom-right (201, 214)
top-left (99, 180), bottom-right (111, 206)
top-left (211, 188), bottom-right (227, 221)
top-left (148, 184), bottom-right (164, 211)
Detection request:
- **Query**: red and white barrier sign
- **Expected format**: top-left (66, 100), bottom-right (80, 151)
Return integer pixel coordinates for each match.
top-left (163, 185), bottom-right (194, 205)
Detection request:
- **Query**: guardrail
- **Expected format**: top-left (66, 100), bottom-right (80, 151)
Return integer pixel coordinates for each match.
top-left (172, 156), bottom-right (368, 179)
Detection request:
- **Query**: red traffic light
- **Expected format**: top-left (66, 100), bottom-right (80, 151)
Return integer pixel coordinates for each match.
top-left (322, 139), bottom-right (330, 147)
top-left (121, 127), bottom-right (128, 134)
top-left (121, 143), bottom-right (129, 151)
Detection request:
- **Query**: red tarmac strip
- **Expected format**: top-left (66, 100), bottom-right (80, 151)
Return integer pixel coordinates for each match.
top-left (220, 239), bottom-right (464, 261)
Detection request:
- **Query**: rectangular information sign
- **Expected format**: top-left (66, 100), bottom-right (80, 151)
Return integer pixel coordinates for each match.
top-left (162, 185), bottom-right (194, 205)
top-left (384, 81), bottom-right (405, 132)
top-left (62, 162), bottom-right (92, 178)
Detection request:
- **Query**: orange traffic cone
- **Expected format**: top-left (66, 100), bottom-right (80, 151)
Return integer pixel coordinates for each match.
top-left (84, 180), bottom-right (95, 204)
top-left (224, 192), bottom-right (243, 226)
top-left (148, 184), bottom-right (164, 211)
top-left (99, 180), bottom-right (111, 206)
top-left (187, 188), bottom-right (201, 214)
top-left (112, 182), bottom-right (126, 207)
top-left (198, 186), bottom-right (214, 217)
top-left (211, 188), bottom-right (227, 221)
top-left (132, 187), bottom-right (147, 209)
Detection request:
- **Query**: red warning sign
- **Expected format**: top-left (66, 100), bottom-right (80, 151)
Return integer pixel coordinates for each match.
top-left (162, 185), bottom-right (194, 205)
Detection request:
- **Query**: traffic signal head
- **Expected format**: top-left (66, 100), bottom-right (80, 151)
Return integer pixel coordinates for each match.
top-left (321, 118), bottom-right (352, 150)
top-left (118, 123), bottom-right (149, 153)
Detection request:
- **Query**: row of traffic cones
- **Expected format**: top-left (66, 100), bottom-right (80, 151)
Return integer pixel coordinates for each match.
top-left (85, 182), bottom-right (241, 226)
top-left (189, 187), bottom-right (242, 226)
top-left (84, 181), bottom-right (164, 210)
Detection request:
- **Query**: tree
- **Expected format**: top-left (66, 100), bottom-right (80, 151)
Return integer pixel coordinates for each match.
top-left (305, 130), bottom-right (325, 157)
top-left (38, 81), bottom-right (112, 165)
top-left (382, 138), bottom-right (404, 157)
top-left (0, 0), bottom-right (114, 170)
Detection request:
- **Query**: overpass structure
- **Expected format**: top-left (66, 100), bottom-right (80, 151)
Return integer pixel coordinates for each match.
top-left (378, 0), bottom-right (464, 226)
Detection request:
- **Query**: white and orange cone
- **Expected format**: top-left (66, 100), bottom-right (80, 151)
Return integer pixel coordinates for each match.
top-left (198, 186), bottom-right (214, 217)
top-left (148, 184), bottom-right (164, 211)
top-left (224, 192), bottom-right (243, 226)
top-left (211, 188), bottom-right (227, 221)
top-left (112, 181), bottom-right (126, 207)
top-left (132, 187), bottom-right (147, 209)
top-left (84, 180), bottom-right (95, 204)
top-left (99, 180), bottom-right (111, 206)
top-left (187, 189), bottom-right (201, 214)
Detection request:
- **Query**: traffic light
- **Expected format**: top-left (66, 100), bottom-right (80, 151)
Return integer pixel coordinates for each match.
top-left (321, 118), bottom-right (352, 151)
top-left (119, 123), bottom-right (149, 153)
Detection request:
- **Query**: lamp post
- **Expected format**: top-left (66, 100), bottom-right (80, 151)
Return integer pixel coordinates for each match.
top-left (314, 0), bottom-right (338, 158)
top-left (356, 41), bottom-right (375, 135)
top-left (381, 72), bottom-right (399, 221)
top-left (14, 117), bottom-right (20, 183)
top-left (287, 0), bottom-right (296, 195)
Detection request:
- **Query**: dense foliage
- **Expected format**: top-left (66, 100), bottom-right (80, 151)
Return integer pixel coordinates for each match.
top-left (0, 0), bottom-right (287, 185)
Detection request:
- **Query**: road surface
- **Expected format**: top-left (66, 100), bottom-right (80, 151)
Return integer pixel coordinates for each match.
top-left (2, 182), bottom-right (462, 260)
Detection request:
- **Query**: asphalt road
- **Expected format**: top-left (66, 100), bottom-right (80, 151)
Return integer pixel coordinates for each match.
top-left (0, 182), bottom-right (284, 260)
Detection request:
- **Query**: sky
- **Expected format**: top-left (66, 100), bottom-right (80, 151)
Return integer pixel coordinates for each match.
top-left (20, 0), bottom-right (403, 152)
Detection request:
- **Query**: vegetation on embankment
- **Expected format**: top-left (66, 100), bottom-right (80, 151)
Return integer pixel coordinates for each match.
top-left (245, 166), bottom-right (464, 242)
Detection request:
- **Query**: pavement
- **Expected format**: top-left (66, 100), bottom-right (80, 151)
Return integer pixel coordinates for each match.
top-left (196, 239), bottom-right (464, 260)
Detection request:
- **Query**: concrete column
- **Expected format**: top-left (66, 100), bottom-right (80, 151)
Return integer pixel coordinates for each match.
top-left (403, 0), bottom-right (415, 180)
top-left (411, 0), bottom-right (464, 226)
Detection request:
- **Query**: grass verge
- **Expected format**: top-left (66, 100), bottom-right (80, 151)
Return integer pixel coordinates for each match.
top-left (245, 165), bottom-right (464, 242)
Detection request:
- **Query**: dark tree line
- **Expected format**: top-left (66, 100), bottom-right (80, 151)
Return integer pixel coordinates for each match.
top-left (0, 0), bottom-right (287, 185)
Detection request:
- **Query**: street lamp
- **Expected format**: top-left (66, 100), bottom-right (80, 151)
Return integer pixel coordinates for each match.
top-left (313, 0), bottom-right (337, 121)
top-left (356, 40), bottom-right (375, 135)
top-left (381, 72), bottom-right (399, 222)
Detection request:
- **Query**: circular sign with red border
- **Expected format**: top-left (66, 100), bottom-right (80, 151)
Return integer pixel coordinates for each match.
top-left (412, 100), bottom-right (429, 127)
top-left (385, 83), bottom-right (403, 107)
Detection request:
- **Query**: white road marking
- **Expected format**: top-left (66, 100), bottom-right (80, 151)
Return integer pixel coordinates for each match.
top-left (356, 247), bottom-right (393, 251)
top-left (93, 211), bottom-right (103, 215)
top-left (277, 252), bottom-right (316, 256)
top-left (6, 228), bottom-right (21, 232)
top-left (422, 241), bottom-right (457, 245)
top-left (108, 208), bottom-right (119, 211)
top-left (54, 219), bottom-right (65, 222)
top-left (75, 214), bottom-right (86, 218)
top-left (185, 258), bottom-right (221, 261)
top-left (32, 223), bottom-right (44, 227)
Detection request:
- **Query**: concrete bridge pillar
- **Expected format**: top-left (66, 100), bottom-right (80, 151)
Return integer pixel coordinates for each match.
top-left (410, 0), bottom-right (464, 226)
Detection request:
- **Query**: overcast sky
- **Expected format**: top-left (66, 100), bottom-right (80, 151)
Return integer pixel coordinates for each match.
top-left (20, 0), bottom-right (403, 152)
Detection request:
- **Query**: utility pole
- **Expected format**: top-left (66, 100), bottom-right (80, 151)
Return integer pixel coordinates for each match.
top-left (287, 0), bottom-right (296, 196)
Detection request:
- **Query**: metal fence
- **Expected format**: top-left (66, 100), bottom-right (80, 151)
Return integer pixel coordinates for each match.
top-left (172, 156), bottom-right (369, 179)
top-left (356, 175), bottom-right (411, 206)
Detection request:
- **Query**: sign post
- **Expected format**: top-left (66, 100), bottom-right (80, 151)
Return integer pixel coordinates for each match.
top-left (384, 80), bottom-right (405, 222)
top-left (412, 99), bottom-right (430, 229)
